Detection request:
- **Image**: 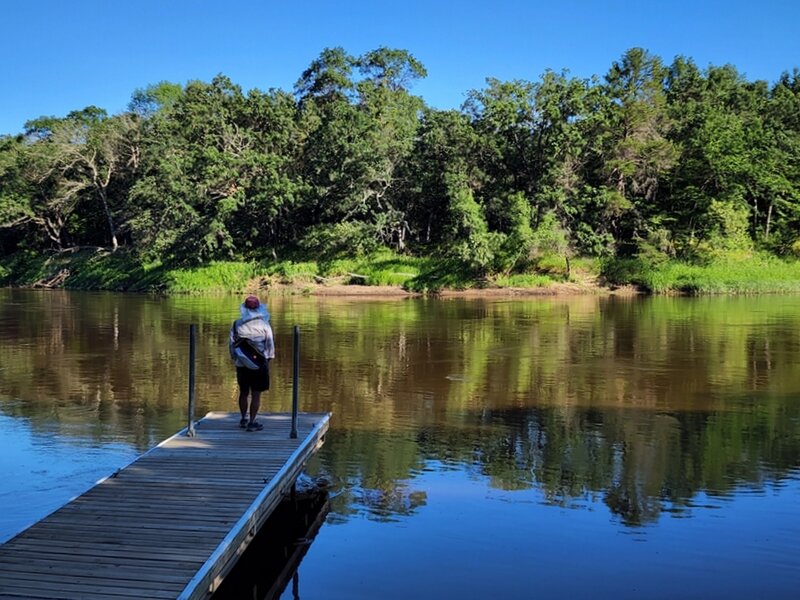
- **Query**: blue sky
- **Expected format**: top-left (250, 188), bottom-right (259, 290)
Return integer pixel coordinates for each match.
top-left (1, 0), bottom-right (799, 135)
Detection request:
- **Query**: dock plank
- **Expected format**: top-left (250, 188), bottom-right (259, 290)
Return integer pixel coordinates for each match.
top-left (0, 411), bottom-right (330, 600)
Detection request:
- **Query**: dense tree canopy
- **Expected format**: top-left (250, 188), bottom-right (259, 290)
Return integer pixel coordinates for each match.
top-left (1, 47), bottom-right (799, 273)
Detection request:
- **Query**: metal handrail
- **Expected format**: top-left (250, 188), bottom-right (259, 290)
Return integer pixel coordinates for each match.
top-left (291, 325), bottom-right (299, 439)
top-left (187, 324), bottom-right (197, 437)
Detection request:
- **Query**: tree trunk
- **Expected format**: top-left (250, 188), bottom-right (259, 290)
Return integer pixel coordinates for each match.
top-left (44, 214), bottom-right (65, 249)
top-left (765, 201), bottom-right (773, 240)
top-left (97, 188), bottom-right (118, 251)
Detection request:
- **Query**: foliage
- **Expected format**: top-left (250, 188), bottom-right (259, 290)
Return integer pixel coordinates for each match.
top-left (299, 221), bottom-right (381, 257)
top-left (1, 47), bottom-right (800, 293)
top-left (0, 251), bottom-right (50, 286)
top-left (530, 211), bottom-right (572, 275)
top-left (701, 198), bottom-right (754, 257)
top-left (441, 170), bottom-right (495, 274)
top-left (0, 248), bottom-right (162, 290)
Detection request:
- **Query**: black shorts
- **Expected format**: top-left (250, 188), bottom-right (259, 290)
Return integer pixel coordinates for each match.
top-left (236, 363), bottom-right (270, 393)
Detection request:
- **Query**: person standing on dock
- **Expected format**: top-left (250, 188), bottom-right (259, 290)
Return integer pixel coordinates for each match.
top-left (229, 295), bottom-right (275, 431)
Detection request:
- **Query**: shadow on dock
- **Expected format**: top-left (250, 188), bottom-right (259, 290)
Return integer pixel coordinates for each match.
top-left (211, 487), bottom-right (329, 600)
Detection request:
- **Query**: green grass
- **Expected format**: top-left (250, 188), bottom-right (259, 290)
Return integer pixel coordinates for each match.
top-left (6, 246), bottom-right (800, 296)
top-left (164, 261), bottom-right (267, 293)
top-left (343, 252), bottom-right (422, 286)
top-left (0, 249), bottom-right (163, 291)
top-left (535, 254), bottom-right (570, 276)
top-left (603, 254), bottom-right (800, 294)
top-left (0, 250), bottom-right (265, 293)
top-left (404, 258), bottom-right (478, 293)
top-left (268, 251), bottom-right (423, 287)
top-left (0, 251), bottom-right (51, 286)
top-left (266, 260), bottom-right (320, 284)
top-left (263, 251), bottom-right (475, 292)
top-left (66, 251), bottom-right (165, 291)
top-left (493, 273), bottom-right (553, 288)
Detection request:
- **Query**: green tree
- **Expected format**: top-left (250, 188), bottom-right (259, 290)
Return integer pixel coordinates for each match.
top-left (0, 136), bottom-right (36, 252)
top-left (129, 81), bottom-right (183, 117)
top-left (664, 62), bottom-right (788, 257)
top-left (491, 191), bottom-right (534, 273)
top-left (758, 71), bottom-right (800, 248)
top-left (296, 47), bottom-right (427, 252)
top-left (600, 48), bottom-right (678, 252)
top-left (20, 108), bottom-right (140, 251)
top-left (443, 169), bottom-right (495, 274)
top-left (131, 76), bottom-right (301, 263)
top-left (295, 47), bottom-right (356, 103)
top-left (402, 108), bottom-right (481, 248)
top-left (464, 77), bottom-right (537, 201)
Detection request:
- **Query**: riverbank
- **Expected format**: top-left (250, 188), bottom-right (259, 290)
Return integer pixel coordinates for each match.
top-left (0, 248), bottom-right (609, 296)
top-left (267, 280), bottom-right (634, 298)
top-left (2, 247), bottom-right (799, 296)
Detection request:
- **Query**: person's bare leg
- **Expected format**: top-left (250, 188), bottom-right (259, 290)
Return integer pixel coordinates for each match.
top-left (249, 391), bottom-right (261, 423)
top-left (238, 389), bottom-right (249, 421)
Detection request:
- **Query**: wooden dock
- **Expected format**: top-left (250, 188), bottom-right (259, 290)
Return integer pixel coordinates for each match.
top-left (0, 411), bottom-right (330, 600)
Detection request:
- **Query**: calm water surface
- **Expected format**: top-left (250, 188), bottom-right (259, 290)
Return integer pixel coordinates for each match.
top-left (1, 289), bottom-right (799, 598)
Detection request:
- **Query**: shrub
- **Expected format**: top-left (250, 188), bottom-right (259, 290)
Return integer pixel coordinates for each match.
top-left (299, 222), bottom-right (380, 258)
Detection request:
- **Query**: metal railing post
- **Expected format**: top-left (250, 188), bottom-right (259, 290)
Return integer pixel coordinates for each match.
top-left (291, 325), bottom-right (299, 439)
top-left (187, 324), bottom-right (197, 437)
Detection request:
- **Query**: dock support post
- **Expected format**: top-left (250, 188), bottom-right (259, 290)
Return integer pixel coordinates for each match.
top-left (187, 324), bottom-right (197, 437)
top-left (291, 325), bottom-right (299, 439)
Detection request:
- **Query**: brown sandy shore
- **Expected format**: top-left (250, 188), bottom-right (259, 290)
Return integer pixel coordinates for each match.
top-left (265, 281), bottom-right (642, 298)
top-left (9, 280), bottom-right (641, 297)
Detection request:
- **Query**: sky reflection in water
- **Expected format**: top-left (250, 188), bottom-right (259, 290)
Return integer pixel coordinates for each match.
top-left (0, 411), bottom-right (136, 543)
top-left (295, 460), bottom-right (800, 600)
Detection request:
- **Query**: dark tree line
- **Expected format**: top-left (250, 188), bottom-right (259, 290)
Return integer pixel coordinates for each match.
top-left (1, 47), bottom-right (799, 275)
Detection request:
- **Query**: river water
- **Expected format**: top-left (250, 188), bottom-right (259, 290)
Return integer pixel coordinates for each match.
top-left (1, 289), bottom-right (799, 598)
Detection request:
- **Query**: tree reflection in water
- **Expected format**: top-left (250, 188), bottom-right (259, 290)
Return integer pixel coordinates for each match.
top-left (2, 289), bottom-right (800, 531)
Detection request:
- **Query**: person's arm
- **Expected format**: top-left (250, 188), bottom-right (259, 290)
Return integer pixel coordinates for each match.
top-left (264, 322), bottom-right (275, 360)
top-left (229, 321), bottom-right (238, 360)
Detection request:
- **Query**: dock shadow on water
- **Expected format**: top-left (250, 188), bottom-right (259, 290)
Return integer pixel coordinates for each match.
top-left (212, 488), bottom-right (330, 600)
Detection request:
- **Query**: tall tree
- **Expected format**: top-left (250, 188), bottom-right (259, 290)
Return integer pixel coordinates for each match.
top-left (131, 76), bottom-right (252, 262)
top-left (600, 49), bottom-right (678, 252)
top-left (0, 136), bottom-right (37, 252)
top-left (295, 47), bottom-right (427, 253)
top-left (403, 108), bottom-right (482, 248)
top-left (464, 77), bottom-right (537, 201)
top-left (23, 108), bottom-right (140, 251)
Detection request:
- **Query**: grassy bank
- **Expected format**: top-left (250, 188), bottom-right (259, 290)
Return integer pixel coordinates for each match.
top-left (0, 248), bottom-right (569, 294)
top-left (603, 254), bottom-right (800, 294)
top-left (3, 248), bottom-right (800, 296)
top-left (0, 249), bottom-right (268, 293)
